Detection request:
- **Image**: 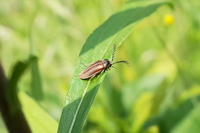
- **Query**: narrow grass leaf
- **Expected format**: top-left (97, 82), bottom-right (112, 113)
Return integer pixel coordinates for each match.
top-left (30, 55), bottom-right (44, 101)
top-left (19, 92), bottom-right (58, 133)
top-left (7, 61), bottom-right (29, 112)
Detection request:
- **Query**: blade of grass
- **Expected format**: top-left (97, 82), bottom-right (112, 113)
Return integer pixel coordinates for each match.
top-left (30, 55), bottom-right (44, 101)
top-left (58, 1), bottom-right (166, 133)
top-left (19, 92), bottom-right (58, 133)
top-left (7, 61), bottom-right (29, 113)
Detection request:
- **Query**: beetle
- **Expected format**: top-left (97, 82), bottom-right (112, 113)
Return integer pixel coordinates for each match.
top-left (79, 44), bottom-right (129, 80)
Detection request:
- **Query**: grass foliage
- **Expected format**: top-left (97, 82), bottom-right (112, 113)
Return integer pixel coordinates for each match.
top-left (0, 0), bottom-right (200, 133)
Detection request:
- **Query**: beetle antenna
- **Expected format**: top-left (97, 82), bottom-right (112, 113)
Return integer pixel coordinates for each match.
top-left (112, 60), bottom-right (129, 66)
top-left (111, 44), bottom-right (117, 62)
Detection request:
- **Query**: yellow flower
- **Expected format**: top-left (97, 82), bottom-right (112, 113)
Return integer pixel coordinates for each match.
top-left (163, 14), bottom-right (174, 26)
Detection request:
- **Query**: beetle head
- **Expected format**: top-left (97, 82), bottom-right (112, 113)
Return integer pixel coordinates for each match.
top-left (103, 59), bottom-right (112, 69)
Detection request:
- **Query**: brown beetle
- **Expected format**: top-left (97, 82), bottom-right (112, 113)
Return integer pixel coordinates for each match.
top-left (79, 44), bottom-right (129, 80)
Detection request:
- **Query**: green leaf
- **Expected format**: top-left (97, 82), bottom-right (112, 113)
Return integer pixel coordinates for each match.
top-left (30, 55), bottom-right (44, 101)
top-left (19, 92), bottom-right (58, 133)
top-left (143, 96), bottom-right (200, 133)
top-left (58, 1), bottom-right (166, 133)
top-left (158, 97), bottom-right (200, 133)
top-left (171, 98), bottom-right (200, 133)
top-left (7, 61), bottom-right (29, 113)
top-left (7, 55), bottom-right (43, 113)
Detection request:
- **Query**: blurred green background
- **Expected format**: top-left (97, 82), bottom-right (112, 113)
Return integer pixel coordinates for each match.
top-left (0, 0), bottom-right (200, 133)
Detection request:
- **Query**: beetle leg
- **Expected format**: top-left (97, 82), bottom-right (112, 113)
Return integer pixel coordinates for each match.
top-left (89, 74), bottom-right (96, 81)
top-left (96, 69), bottom-right (105, 80)
top-left (111, 66), bottom-right (117, 70)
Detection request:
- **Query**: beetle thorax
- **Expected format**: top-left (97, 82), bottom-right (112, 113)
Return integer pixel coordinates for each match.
top-left (103, 59), bottom-right (112, 69)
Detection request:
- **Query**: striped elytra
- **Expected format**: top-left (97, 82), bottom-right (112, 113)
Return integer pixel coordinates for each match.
top-left (79, 59), bottom-right (112, 79)
top-left (78, 45), bottom-right (129, 80)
